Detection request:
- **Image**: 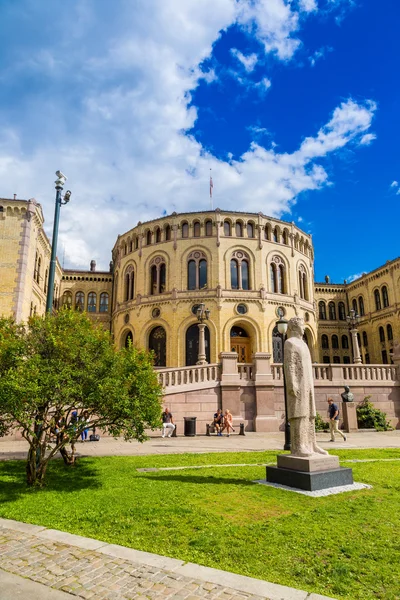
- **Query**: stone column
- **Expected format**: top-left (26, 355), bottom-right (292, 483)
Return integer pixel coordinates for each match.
top-left (220, 352), bottom-right (242, 421)
top-left (252, 353), bottom-right (279, 432)
top-left (350, 328), bottom-right (362, 364)
top-left (196, 323), bottom-right (207, 365)
top-left (342, 402), bottom-right (358, 433)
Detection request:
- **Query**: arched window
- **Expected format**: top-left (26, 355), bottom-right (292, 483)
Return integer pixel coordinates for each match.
top-left (231, 259), bottom-right (239, 289)
top-left (357, 332), bottom-right (361, 349)
top-left (294, 235), bottom-right (299, 250)
top-left (362, 331), bottom-right (368, 347)
top-left (273, 227), bottom-right (279, 242)
top-left (382, 286), bottom-right (389, 307)
top-left (247, 222), bottom-right (254, 238)
top-left (125, 331), bottom-right (133, 348)
top-left (150, 257), bottom-right (166, 295)
top-left (338, 302), bottom-right (346, 320)
top-left (332, 335), bottom-right (339, 349)
top-left (328, 302), bottom-right (336, 320)
top-left (149, 326), bottom-right (166, 367)
top-left (62, 291), bottom-right (72, 308)
top-left (387, 324), bottom-right (393, 341)
top-left (358, 296), bottom-right (365, 316)
top-left (270, 256), bottom-right (286, 294)
top-left (321, 334), bottom-right (329, 349)
top-left (44, 269), bottom-right (48, 293)
top-left (165, 225), bottom-right (171, 241)
top-left (87, 292), bottom-right (97, 312)
top-left (187, 251), bottom-right (207, 290)
top-left (124, 267), bottom-right (135, 301)
top-left (155, 228), bottom-right (161, 243)
top-left (135, 236), bottom-right (139, 249)
top-left (341, 334), bottom-right (349, 349)
top-left (146, 230), bottom-right (152, 245)
top-left (34, 251), bottom-right (38, 282)
top-left (282, 230), bottom-right (289, 245)
top-left (264, 225), bottom-right (271, 240)
top-left (379, 326), bottom-right (385, 342)
top-left (186, 323), bottom-right (210, 365)
top-left (224, 221), bottom-right (231, 236)
top-left (193, 222), bottom-right (201, 237)
top-left (318, 301), bottom-right (327, 320)
top-left (75, 292), bottom-right (84, 311)
top-left (181, 222), bottom-right (189, 238)
top-left (37, 257), bottom-right (41, 285)
top-left (99, 292), bottom-right (109, 313)
top-left (374, 289), bottom-right (381, 311)
top-left (235, 221), bottom-right (243, 237)
top-left (231, 251), bottom-right (250, 290)
top-left (298, 264), bottom-right (308, 300)
top-left (124, 243), bottom-right (127, 255)
top-left (352, 298), bottom-right (357, 313)
top-left (129, 240), bottom-right (133, 252)
top-left (205, 220), bottom-right (212, 236)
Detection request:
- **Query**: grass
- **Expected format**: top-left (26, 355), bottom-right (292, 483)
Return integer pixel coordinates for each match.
top-left (1, 449), bottom-right (400, 599)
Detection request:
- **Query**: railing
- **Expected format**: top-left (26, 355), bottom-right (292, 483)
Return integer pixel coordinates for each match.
top-left (271, 364), bottom-right (283, 380)
top-left (270, 363), bottom-right (398, 383)
top-left (157, 363), bottom-right (221, 389)
top-left (238, 363), bottom-right (253, 380)
top-left (342, 364), bottom-right (397, 382)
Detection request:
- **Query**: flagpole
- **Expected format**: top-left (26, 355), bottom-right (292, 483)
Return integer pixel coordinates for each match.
top-left (210, 168), bottom-right (213, 210)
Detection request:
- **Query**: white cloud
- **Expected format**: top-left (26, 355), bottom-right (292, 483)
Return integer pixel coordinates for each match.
top-left (346, 272), bottom-right (363, 282)
top-left (255, 76), bottom-right (272, 94)
top-left (390, 180), bottom-right (398, 188)
top-left (309, 46), bottom-right (333, 67)
top-left (299, 0), bottom-right (318, 12)
top-left (231, 48), bottom-right (258, 72)
top-left (360, 133), bottom-right (376, 145)
top-left (397, 189), bottom-right (400, 196)
top-left (0, 0), bottom-right (376, 269)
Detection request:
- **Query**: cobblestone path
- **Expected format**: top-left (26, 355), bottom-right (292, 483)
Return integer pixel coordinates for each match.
top-left (0, 526), bottom-right (270, 600)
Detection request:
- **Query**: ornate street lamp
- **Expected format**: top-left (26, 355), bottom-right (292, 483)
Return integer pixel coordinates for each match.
top-left (346, 308), bottom-right (362, 364)
top-left (46, 171), bottom-right (71, 313)
top-left (277, 316), bottom-right (291, 451)
top-left (196, 303), bottom-right (210, 365)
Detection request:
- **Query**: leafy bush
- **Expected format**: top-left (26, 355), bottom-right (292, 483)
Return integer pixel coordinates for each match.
top-left (356, 396), bottom-right (392, 431)
top-left (315, 412), bottom-right (329, 432)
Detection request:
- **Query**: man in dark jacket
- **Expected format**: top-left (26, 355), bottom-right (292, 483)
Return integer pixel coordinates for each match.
top-left (327, 398), bottom-right (347, 442)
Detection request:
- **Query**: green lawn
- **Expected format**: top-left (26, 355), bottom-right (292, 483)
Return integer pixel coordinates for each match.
top-left (1, 449), bottom-right (400, 600)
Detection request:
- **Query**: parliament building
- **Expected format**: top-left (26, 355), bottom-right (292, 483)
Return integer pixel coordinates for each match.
top-left (1, 196), bottom-right (399, 367)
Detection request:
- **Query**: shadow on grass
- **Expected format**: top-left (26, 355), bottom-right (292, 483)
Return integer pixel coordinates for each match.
top-left (0, 458), bottom-right (102, 503)
top-left (143, 473), bottom-right (257, 486)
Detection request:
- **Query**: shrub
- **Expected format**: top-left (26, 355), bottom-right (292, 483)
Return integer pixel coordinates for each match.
top-left (356, 396), bottom-right (392, 431)
top-left (315, 412), bottom-right (329, 432)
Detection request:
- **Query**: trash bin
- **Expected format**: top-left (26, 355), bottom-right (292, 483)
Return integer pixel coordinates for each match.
top-left (183, 416), bottom-right (197, 437)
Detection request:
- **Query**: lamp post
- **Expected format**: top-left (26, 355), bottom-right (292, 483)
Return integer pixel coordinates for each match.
top-left (277, 317), bottom-right (291, 451)
top-left (346, 308), bottom-right (362, 364)
top-left (196, 303), bottom-right (210, 365)
top-left (46, 171), bottom-right (71, 313)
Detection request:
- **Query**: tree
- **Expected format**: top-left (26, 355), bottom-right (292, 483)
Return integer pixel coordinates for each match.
top-left (0, 310), bottom-right (163, 486)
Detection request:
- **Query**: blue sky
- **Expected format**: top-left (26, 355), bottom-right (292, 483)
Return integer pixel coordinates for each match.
top-left (0, 0), bottom-right (398, 282)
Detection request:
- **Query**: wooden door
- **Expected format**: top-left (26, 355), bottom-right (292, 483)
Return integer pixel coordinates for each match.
top-left (230, 338), bottom-right (251, 363)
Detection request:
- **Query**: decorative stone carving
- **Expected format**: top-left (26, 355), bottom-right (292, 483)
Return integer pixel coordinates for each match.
top-left (284, 317), bottom-right (328, 457)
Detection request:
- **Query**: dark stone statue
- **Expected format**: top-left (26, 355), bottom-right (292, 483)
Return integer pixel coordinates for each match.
top-left (341, 385), bottom-right (354, 403)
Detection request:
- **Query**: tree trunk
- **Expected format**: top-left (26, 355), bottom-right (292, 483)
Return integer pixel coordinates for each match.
top-left (26, 444), bottom-right (48, 487)
top-left (60, 443), bottom-right (77, 466)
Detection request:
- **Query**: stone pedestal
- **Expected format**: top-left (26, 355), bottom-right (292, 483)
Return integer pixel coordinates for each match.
top-left (342, 402), bottom-right (358, 433)
top-left (252, 353), bottom-right (280, 432)
top-left (266, 454), bottom-right (353, 492)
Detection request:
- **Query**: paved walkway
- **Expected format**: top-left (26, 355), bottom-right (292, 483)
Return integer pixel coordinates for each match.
top-left (1, 430), bottom-right (399, 460)
top-left (0, 518), bottom-right (333, 600)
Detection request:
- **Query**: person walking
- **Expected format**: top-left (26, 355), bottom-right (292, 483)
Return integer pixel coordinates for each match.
top-left (161, 407), bottom-right (175, 438)
top-left (327, 398), bottom-right (347, 442)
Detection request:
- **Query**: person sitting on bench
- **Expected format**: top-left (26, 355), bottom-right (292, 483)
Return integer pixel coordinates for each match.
top-left (212, 408), bottom-right (224, 436)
